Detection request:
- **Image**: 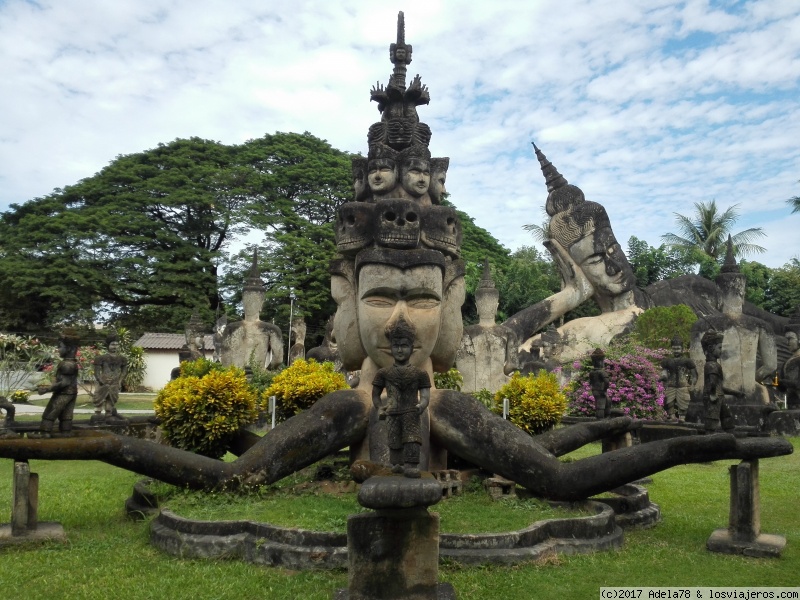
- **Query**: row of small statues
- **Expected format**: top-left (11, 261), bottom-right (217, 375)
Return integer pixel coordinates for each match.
top-left (0, 330), bottom-right (128, 438)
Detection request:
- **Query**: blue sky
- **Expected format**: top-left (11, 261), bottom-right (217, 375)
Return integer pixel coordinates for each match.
top-left (1, 0), bottom-right (798, 267)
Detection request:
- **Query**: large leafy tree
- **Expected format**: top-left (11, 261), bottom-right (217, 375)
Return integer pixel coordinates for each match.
top-left (660, 200), bottom-right (767, 270)
top-left (764, 258), bottom-right (800, 317)
top-left (626, 236), bottom-right (699, 287)
top-left (0, 137), bottom-right (252, 332)
top-left (221, 133), bottom-right (354, 345)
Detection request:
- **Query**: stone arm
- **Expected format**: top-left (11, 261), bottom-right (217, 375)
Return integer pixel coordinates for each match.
top-left (502, 239), bottom-right (593, 341)
top-left (40, 361), bottom-right (77, 395)
top-left (417, 386), bottom-right (430, 414)
top-left (372, 384), bottom-right (386, 418)
top-left (756, 328), bottom-right (778, 383)
top-left (687, 361), bottom-right (698, 387)
top-left (502, 327), bottom-right (521, 376)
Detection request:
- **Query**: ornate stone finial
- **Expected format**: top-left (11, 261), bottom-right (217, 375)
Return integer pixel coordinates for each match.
top-left (720, 235), bottom-right (739, 273)
top-left (591, 347), bottom-right (605, 360)
top-left (478, 258), bottom-right (495, 289)
top-left (244, 250), bottom-right (264, 292)
top-left (105, 330), bottom-right (120, 347)
top-left (389, 11), bottom-right (412, 90)
top-left (532, 143), bottom-right (568, 193)
top-left (671, 334), bottom-right (683, 347)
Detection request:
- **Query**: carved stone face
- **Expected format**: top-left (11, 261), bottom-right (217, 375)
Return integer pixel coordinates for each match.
top-left (108, 341), bottom-right (120, 355)
top-left (401, 158), bottom-right (430, 198)
top-left (357, 263), bottom-right (443, 369)
top-left (354, 172), bottom-right (368, 201)
top-left (368, 159), bottom-right (397, 195)
top-left (420, 205), bottom-right (461, 257)
top-left (336, 202), bottom-right (374, 256)
top-left (672, 344), bottom-right (683, 357)
top-left (570, 226), bottom-right (635, 299)
top-left (376, 198), bottom-right (420, 249)
top-left (475, 287), bottom-right (499, 326)
top-left (429, 169), bottom-right (446, 203)
top-left (243, 289), bottom-right (265, 322)
top-left (717, 273), bottom-right (746, 315)
top-left (786, 332), bottom-right (798, 353)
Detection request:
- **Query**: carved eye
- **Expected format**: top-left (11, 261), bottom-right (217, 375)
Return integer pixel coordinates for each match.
top-left (406, 212), bottom-right (418, 222)
top-left (446, 217), bottom-right (454, 225)
top-left (346, 215), bottom-right (355, 225)
top-left (384, 211), bottom-right (396, 221)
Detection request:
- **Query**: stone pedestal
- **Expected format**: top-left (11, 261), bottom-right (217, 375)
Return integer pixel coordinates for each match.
top-left (0, 460), bottom-right (65, 546)
top-left (334, 475), bottom-right (456, 599)
top-left (706, 459), bottom-right (786, 558)
top-left (601, 431), bottom-right (632, 453)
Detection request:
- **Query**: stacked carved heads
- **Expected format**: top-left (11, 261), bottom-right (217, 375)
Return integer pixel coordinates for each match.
top-left (331, 13), bottom-right (466, 373)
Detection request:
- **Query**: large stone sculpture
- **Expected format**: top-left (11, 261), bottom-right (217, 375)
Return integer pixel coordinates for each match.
top-left (660, 336), bottom-right (698, 421)
top-left (92, 332), bottom-right (128, 422)
top-left (456, 259), bottom-right (518, 393)
top-left (503, 148), bottom-right (789, 364)
top-left (0, 13), bottom-right (791, 502)
top-left (220, 252), bottom-right (283, 370)
top-left (689, 239), bottom-right (777, 407)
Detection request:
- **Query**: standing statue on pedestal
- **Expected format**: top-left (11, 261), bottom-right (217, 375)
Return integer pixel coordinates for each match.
top-left (660, 336), bottom-right (697, 422)
top-left (34, 330), bottom-right (80, 438)
top-left (372, 317), bottom-right (431, 478)
top-left (589, 348), bottom-right (610, 419)
top-left (701, 330), bottom-right (728, 432)
top-left (288, 317), bottom-right (307, 366)
top-left (92, 332), bottom-right (128, 422)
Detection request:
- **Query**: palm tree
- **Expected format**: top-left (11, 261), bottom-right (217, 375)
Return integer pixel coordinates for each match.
top-left (661, 200), bottom-right (766, 261)
top-left (787, 181), bottom-right (800, 214)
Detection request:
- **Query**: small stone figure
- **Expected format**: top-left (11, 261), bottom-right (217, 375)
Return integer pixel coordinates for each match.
top-left (92, 332), bottom-right (128, 421)
top-left (660, 335), bottom-right (698, 421)
top-left (0, 396), bottom-right (17, 438)
top-left (371, 316), bottom-right (431, 478)
top-left (701, 330), bottom-right (727, 432)
top-left (288, 317), bottom-right (306, 366)
top-left (34, 329), bottom-right (80, 438)
top-left (589, 348), bottom-right (610, 419)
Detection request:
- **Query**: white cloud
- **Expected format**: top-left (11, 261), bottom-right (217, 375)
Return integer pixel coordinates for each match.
top-left (1, 0), bottom-right (799, 270)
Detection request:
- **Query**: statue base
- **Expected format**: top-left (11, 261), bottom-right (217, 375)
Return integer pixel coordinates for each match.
top-left (0, 522), bottom-right (66, 547)
top-left (706, 529), bottom-right (786, 559)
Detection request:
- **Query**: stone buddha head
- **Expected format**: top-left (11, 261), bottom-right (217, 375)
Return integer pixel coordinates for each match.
top-left (549, 200), bottom-right (636, 309)
top-left (331, 248), bottom-right (464, 374)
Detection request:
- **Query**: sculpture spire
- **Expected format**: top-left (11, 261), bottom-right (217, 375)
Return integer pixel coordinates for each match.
top-left (478, 257), bottom-right (495, 289)
top-left (720, 235), bottom-right (739, 273)
top-left (244, 249), bottom-right (264, 291)
top-left (532, 142), bottom-right (568, 192)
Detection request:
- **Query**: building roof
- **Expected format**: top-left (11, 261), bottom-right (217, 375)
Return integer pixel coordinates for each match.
top-left (135, 333), bottom-right (215, 351)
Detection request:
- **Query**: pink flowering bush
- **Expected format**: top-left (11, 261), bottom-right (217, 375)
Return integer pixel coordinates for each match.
top-left (566, 339), bottom-right (668, 420)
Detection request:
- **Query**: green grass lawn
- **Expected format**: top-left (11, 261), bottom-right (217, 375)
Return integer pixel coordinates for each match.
top-left (13, 394), bottom-right (157, 422)
top-left (0, 438), bottom-right (797, 599)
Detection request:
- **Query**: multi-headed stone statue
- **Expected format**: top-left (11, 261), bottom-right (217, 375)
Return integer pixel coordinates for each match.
top-left (0, 12), bottom-right (791, 500)
top-left (220, 251), bottom-right (283, 370)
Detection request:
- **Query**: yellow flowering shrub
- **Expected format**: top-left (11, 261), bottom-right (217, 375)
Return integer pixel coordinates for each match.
top-left (154, 367), bottom-right (258, 459)
top-left (492, 371), bottom-right (567, 435)
top-left (264, 359), bottom-right (348, 417)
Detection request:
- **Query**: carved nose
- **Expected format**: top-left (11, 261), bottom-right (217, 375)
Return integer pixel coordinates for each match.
top-left (605, 258), bottom-right (621, 276)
